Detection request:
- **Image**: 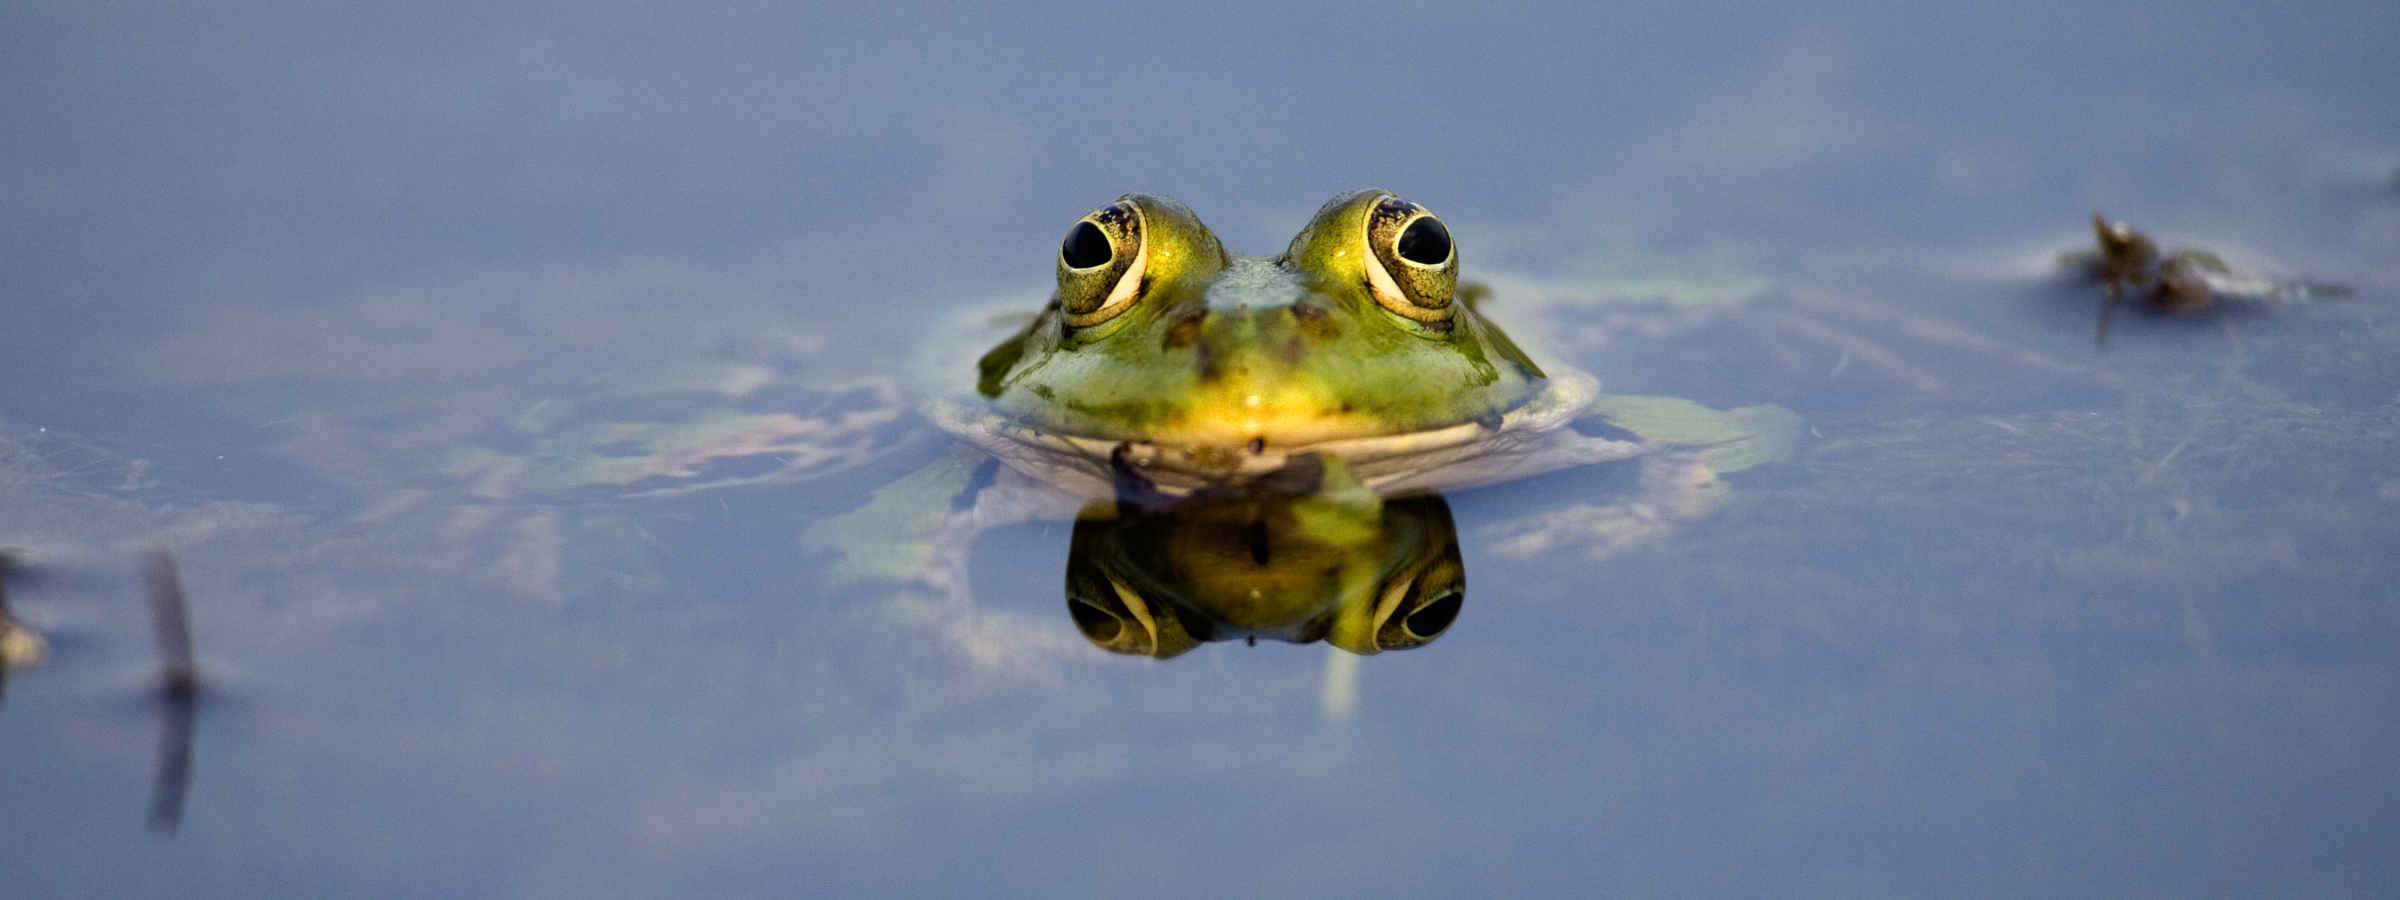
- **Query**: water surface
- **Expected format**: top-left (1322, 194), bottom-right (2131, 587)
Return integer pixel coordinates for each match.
top-left (4, 3), bottom-right (2397, 897)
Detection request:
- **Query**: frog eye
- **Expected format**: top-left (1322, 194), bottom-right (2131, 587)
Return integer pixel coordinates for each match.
top-left (1055, 200), bottom-right (1148, 328)
top-left (1323, 531), bottom-right (1467, 655)
top-left (1364, 195), bottom-right (1459, 324)
top-left (1371, 565), bottom-right (1465, 652)
top-left (1064, 555), bottom-right (1200, 659)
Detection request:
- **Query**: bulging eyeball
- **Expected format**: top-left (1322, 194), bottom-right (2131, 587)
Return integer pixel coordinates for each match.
top-left (1283, 190), bottom-right (1463, 329)
top-left (1363, 195), bottom-right (1459, 323)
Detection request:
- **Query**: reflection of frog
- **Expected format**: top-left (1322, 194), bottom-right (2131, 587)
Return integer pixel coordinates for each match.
top-left (811, 191), bottom-right (1800, 659)
top-left (1066, 452), bottom-right (1464, 659)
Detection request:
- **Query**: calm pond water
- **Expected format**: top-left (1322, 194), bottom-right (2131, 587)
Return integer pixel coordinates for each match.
top-left (5, 3), bottom-right (2397, 897)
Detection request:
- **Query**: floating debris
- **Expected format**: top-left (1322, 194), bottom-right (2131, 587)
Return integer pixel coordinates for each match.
top-left (0, 547), bottom-right (43, 671)
top-left (2063, 214), bottom-right (2352, 345)
top-left (143, 548), bottom-right (199, 699)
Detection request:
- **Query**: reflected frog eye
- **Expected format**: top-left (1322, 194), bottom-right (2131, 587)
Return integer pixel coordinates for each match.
top-left (1365, 195), bottom-right (1460, 324)
top-left (1371, 549), bottom-right (1466, 651)
top-left (1404, 588), bottom-right (1462, 635)
top-left (1375, 586), bottom-right (1463, 651)
top-left (1064, 554), bottom-right (1199, 659)
top-left (1055, 200), bottom-right (1148, 328)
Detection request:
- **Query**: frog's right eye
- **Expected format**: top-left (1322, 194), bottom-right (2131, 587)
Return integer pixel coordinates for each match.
top-left (1374, 582), bottom-right (1463, 651)
top-left (1056, 201), bottom-right (1147, 328)
top-left (1325, 524), bottom-right (1467, 655)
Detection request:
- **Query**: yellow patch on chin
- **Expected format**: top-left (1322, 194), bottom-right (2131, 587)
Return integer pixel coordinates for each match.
top-left (1147, 381), bottom-right (1389, 448)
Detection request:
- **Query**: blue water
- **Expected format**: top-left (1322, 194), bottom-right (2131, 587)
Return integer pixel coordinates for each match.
top-left (4, 3), bottom-right (2396, 897)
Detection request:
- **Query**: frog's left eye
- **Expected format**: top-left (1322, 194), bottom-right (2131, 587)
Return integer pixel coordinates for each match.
top-left (1056, 200), bottom-right (1147, 328)
top-left (1371, 563), bottom-right (1465, 652)
top-left (1064, 549), bottom-right (1201, 659)
top-left (1364, 196), bottom-right (1459, 325)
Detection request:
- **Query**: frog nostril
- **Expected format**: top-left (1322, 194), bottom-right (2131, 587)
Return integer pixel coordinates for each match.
top-left (1395, 216), bottom-right (1451, 266)
top-left (1061, 220), bottom-right (1112, 269)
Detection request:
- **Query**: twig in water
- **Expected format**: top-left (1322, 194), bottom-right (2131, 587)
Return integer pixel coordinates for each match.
top-left (142, 547), bottom-right (198, 835)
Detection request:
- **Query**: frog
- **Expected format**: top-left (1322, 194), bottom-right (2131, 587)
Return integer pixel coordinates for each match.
top-left (935, 190), bottom-right (1653, 497)
top-left (813, 190), bottom-right (1803, 660)
top-left (331, 189), bottom-right (1793, 668)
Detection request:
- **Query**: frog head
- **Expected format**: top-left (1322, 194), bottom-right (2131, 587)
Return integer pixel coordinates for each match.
top-left (976, 191), bottom-right (1546, 450)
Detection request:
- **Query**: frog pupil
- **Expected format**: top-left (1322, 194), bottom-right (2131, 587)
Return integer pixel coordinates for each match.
top-left (1395, 217), bottom-right (1451, 266)
top-left (1062, 221), bottom-right (1112, 269)
top-left (1403, 590), bottom-right (1462, 637)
